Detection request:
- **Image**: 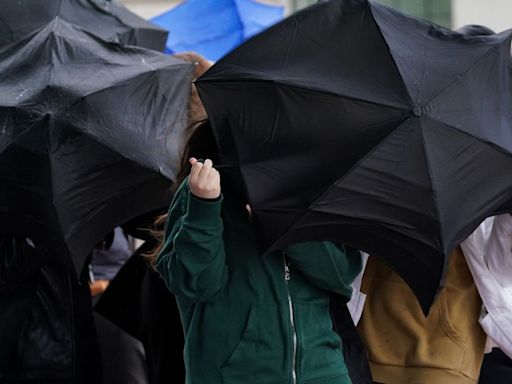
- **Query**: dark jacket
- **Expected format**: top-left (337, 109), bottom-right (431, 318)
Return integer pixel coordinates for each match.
top-left (0, 236), bottom-right (101, 383)
top-left (156, 181), bottom-right (362, 384)
top-left (95, 237), bottom-right (186, 384)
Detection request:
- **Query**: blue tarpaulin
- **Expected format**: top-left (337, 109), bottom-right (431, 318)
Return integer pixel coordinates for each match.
top-left (151, 0), bottom-right (284, 61)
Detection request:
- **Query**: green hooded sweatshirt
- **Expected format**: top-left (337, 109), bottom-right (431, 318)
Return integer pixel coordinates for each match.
top-left (156, 181), bottom-right (362, 384)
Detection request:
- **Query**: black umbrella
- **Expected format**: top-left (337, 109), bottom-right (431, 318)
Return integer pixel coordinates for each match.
top-left (0, 0), bottom-right (168, 51)
top-left (196, 0), bottom-right (512, 313)
top-left (0, 19), bottom-right (193, 273)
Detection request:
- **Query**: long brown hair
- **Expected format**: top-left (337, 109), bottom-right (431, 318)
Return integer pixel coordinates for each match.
top-left (146, 120), bottom-right (219, 265)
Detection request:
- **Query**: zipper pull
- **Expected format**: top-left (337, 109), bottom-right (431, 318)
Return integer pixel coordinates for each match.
top-left (283, 252), bottom-right (291, 281)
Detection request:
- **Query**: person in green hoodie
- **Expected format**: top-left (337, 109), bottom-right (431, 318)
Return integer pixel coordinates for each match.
top-left (155, 121), bottom-right (362, 384)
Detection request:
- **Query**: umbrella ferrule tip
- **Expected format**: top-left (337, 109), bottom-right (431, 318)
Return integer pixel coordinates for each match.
top-left (412, 106), bottom-right (423, 117)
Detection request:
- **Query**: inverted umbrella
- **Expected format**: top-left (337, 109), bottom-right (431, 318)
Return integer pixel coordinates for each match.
top-left (0, 0), bottom-right (168, 51)
top-left (0, 19), bottom-right (193, 272)
top-left (196, 0), bottom-right (512, 313)
top-left (151, 0), bottom-right (284, 61)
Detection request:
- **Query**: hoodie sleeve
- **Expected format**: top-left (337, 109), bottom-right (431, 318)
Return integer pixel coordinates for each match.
top-left (155, 180), bottom-right (228, 303)
top-left (286, 241), bottom-right (362, 299)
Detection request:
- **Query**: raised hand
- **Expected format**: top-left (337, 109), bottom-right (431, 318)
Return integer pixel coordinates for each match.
top-left (188, 157), bottom-right (221, 199)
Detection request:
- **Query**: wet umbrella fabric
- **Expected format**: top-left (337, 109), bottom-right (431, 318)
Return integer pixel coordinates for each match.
top-left (0, 0), bottom-right (168, 51)
top-left (196, 0), bottom-right (512, 313)
top-left (0, 19), bottom-right (193, 273)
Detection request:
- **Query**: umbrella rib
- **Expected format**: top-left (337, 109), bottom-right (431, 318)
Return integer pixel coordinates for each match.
top-left (57, 0), bottom-right (64, 17)
top-left (48, 148), bottom-right (73, 260)
top-left (418, 115), bottom-right (512, 254)
top-left (227, 123), bottom-right (255, 209)
top-left (368, 2), bottom-right (414, 107)
top-left (302, 13), bottom-right (408, 105)
top-left (306, 116), bottom-right (411, 203)
top-left (426, 41), bottom-right (502, 108)
top-left (198, 76), bottom-right (409, 111)
top-left (203, 96), bottom-right (250, 198)
top-left (257, 116), bottom-right (412, 250)
top-left (417, 117), bottom-right (445, 254)
top-left (87, 0), bottom-right (128, 27)
top-left (275, 1), bottom-right (411, 107)
top-left (426, 115), bottom-right (512, 161)
top-left (282, 16), bottom-right (299, 71)
top-left (66, 62), bottom-right (192, 107)
top-left (0, 17), bottom-right (15, 43)
top-left (268, 211), bottom-right (439, 269)
top-left (231, 109), bottom-right (407, 171)
top-left (63, 181), bottom-right (149, 241)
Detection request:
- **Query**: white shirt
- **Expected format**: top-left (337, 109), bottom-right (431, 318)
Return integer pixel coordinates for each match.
top-left (460, 214), bottom-right (512, 357)
top-left (347, 252), bottom-right (368, 325)
top-left (349, 214), bottom-right (512, 358)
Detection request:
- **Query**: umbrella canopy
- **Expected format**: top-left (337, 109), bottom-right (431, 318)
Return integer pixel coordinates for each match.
top-left (196, 0), bottom-right (512, 313)
top-left (0, 19), bottom-right (193, 273)
top-left (0, 0), bottom-right (168, 51)
top-left (151, 0), bottom-right (284, 61)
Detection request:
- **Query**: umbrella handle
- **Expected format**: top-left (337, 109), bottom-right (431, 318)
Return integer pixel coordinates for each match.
top-left (213, 164), bottom-right (231, 169)
top-left (196, 159), bottom-right (231, 169)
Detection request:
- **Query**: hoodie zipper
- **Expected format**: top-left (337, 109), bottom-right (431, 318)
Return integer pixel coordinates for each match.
top-left (283, 253), bottom-right (298, 384)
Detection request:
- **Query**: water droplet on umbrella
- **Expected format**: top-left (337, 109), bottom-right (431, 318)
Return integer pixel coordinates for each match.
top-left (15, 89), bottom-right (28, 100)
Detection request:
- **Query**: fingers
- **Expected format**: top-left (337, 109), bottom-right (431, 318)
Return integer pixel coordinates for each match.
top-left (189, 158), bottom-right (212, 182)
top-left (189, 157), bottom-right (201, 182)
top-left (198, 158), bottom-right (213, 179)
top-left (188, 158), bottom-right (221, 199)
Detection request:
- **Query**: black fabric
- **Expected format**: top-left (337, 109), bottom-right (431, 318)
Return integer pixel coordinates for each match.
top-left (0, 19), bottom-right (192, 273)
top-left (0, 273), bottom-right (38, 379)
top-left (93, 311), bottom-right (148, 384)
top-left (73, 264), bottom-right (103, 384)
top-left (196, 0), bottom-right (512, 313)
top-left (457, 24), bottom-right (495, 37)
top-left (478, 348), bottom-right (512, 384)
top-left (95, 242), bottom-right (185, 384)
top-left (0, 236), bottom-right (101, 383)
top-left (0, 0), bottom-right (168, 51)
top-left (0, 237), bottom-right (48, 295)
top-left (330, 294), bottom-right (372, 384)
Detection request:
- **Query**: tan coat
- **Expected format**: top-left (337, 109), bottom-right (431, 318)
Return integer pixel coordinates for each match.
top-left (358, 248), bottom-right (486, 384)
